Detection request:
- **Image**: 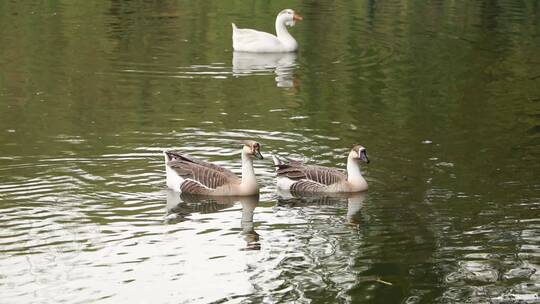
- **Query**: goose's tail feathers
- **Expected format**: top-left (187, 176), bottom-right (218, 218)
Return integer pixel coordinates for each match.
top-left (272, 154), bottom-right (283, 167)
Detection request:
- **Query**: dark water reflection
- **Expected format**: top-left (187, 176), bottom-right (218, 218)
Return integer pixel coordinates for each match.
top-left (1, 0), bottom-right (539, 303)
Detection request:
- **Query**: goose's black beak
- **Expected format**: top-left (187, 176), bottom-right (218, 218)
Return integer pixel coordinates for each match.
top-left (359, 150), bottom-right (369, 164)
top-left (254, 151), bottom-right (264, 160)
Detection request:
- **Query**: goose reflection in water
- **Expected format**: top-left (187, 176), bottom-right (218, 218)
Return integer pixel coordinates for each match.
top-left (276, 189), bottom-right (367, 225)
top-left (165, 190), bottom-right (260, 250)
top-left (232, 51), bottom-right (299, 88)
top-left (238, 195), bottom-right (260, 250)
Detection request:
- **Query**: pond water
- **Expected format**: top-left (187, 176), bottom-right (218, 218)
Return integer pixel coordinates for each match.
top-left (1, 1), bottom-right (539, 303)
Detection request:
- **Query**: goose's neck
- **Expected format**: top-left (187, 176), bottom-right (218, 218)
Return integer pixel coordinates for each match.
top-left (241, 152), bottom-right (257, 188)
top-left (347, 155), bottom-right (367, 191)
top-left (275, 19), bottom-right (295, 44)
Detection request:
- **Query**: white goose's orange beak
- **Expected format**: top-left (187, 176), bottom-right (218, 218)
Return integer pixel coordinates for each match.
top-left (293, 13), bottom-right (303, 22)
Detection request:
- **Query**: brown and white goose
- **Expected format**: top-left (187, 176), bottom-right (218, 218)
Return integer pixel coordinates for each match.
top-left (272, 145), bottom-right (369, 193)
top-left (164, 141), bottom-right (263, 196)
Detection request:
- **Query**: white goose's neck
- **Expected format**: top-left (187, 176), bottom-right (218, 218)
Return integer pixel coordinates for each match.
top-left (241, 152), bottom-right (257, 188)
top-left (275, 18), bottom-right (297, 50)
top-left (347, 154), bottom-right (367, 191)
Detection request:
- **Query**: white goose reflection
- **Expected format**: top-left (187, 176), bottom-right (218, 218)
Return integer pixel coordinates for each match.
top-left (165, 190), bottom-right (260, 249)
top-left (276, 189), bottom-right (367, 224)
top-left (232, 51), bottom-right (298, 88)
top-left (238, 195), bottom-right (260, 250)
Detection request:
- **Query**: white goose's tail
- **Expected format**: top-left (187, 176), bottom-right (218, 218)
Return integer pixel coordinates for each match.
top-left (272, 154), bottom-right (284, 167)
top-left (231, 23), bottom-right (238, 51)
top-left (163, 150), bottom-right (184, 192)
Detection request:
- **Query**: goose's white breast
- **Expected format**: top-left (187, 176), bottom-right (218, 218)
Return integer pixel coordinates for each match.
top-left (276, 176), bottom-right (296, 190)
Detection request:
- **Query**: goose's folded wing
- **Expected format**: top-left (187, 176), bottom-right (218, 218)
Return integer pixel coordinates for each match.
top-left (233, 28), bottom-right (281, 49)
top-left (234, 28), bottom-right (275, 41)
top-left (290, 180), bottom-right (327, 193)
top-left (168, 160), bottom-right (239, 189)
top-left (166, 151), bottom-right (237, 179)
top-left (277, 164), bottom-right (346, 186)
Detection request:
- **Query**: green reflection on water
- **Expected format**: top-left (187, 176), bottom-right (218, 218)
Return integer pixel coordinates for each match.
top-left (0, 0), bottom-right (539, 303)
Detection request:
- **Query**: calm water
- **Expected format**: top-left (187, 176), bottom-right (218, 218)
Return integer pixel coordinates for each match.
top-left (1, 0), bottom-right (540, 303)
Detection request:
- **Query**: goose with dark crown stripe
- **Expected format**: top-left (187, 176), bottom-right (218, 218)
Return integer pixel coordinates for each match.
top-left (164, 141), bottom-right (263, 196)
top-left (272, 145), bottom-right (369, 193)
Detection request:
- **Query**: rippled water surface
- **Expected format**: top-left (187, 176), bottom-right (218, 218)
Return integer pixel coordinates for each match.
top-left (1, 1), bottom-right (540, 303)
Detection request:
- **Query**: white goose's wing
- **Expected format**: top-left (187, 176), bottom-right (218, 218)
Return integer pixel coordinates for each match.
top-left (232, 26), bottom-right (282, 52)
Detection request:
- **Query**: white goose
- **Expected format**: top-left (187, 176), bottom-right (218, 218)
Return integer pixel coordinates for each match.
top-left (164, 141), bottom-right (263, 196)
top-left (272, 145), bottom-right (370, 193)
top-left (232, 9), bottom-right (303, 53)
